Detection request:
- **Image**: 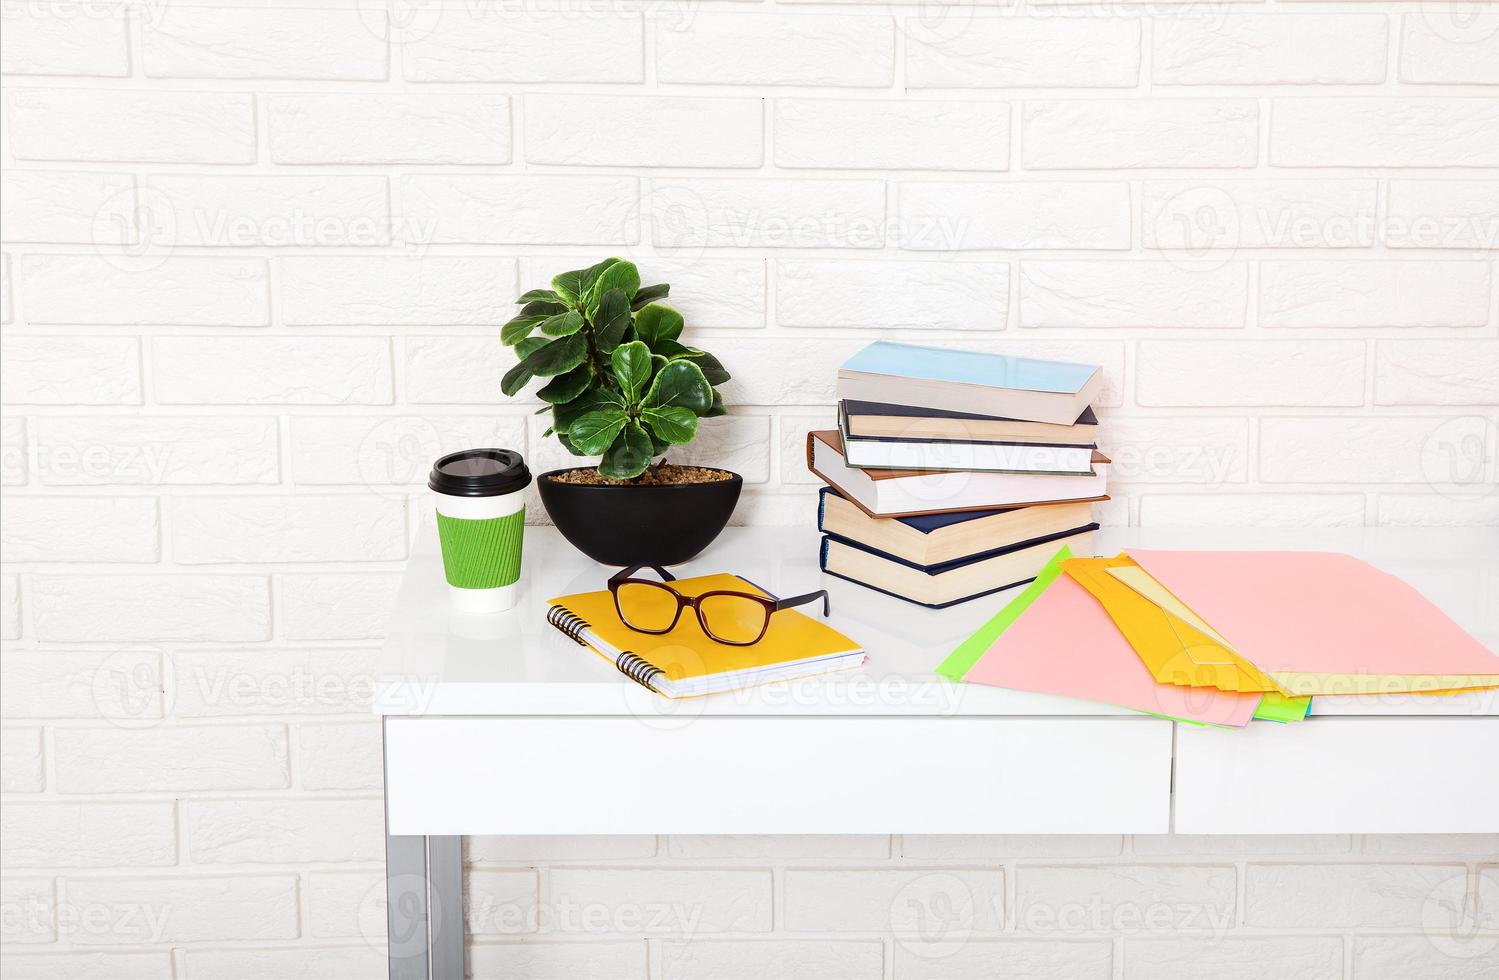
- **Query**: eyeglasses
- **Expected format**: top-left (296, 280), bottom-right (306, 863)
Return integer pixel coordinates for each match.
top-left (608, 564), bottom-right (831, 646)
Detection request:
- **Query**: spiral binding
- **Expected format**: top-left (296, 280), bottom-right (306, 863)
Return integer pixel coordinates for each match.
top-left (546, 605), bottom-right (589, 646)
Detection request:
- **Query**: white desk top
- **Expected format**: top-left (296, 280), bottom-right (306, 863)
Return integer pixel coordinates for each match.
top-left (376, 523), bottom-right (1499, 719)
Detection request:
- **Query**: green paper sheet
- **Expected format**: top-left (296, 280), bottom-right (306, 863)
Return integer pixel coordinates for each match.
top-left (1253, 692), bottom-right (1313, 723)
top-left (936, 545), bottom-right (1073, 682)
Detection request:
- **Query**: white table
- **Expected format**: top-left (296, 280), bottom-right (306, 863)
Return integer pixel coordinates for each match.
top-left (375, 523), bottom-right (1499, 978)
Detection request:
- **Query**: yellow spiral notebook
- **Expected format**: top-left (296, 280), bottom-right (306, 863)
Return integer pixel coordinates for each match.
top-left (546, 573), bottom-right (865, 699)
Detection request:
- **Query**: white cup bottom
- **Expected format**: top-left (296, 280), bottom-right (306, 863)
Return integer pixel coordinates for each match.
top-left (447, 581), bottom-right (519, 614)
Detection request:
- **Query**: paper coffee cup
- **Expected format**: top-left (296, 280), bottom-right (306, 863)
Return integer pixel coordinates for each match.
top-left (428, 449), bottom-right (532, 614)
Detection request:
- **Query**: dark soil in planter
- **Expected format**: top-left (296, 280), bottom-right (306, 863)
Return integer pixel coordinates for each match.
top-left (546, 464), bottom-right (734, 487)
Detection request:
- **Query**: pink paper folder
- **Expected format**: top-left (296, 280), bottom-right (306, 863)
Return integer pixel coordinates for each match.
top-left (1127, 550), bottom-right (1499, 695)
top-left (965, 571), bottom-right (1262, 727)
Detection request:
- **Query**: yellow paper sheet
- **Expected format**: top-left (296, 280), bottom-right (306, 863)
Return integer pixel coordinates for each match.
top-left (1062, 555), bottom-right (1287, 695)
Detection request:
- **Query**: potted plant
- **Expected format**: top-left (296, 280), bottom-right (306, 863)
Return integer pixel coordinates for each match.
top-left (500, 257), bottom-right (741, 565)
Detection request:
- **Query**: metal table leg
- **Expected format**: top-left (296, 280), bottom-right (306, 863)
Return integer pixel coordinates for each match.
top-left (385, 721), bottom-right (465, 979)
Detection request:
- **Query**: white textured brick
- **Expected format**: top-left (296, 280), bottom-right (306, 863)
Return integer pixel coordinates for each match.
top-left (153, 337), bottom-right (393, 405)
top-left (665, 939), bottom-right (883, 979)
top-left (1, 802), bottom-right (176, 868)
top-left (465, 870), bottom-right (539, 935)
top-left (171, 648), bottom-right (376, 717)
top-left (784, 869), bottom-right (1003, 932)
top-left (901, 836), bottom-right (1123, 859)
top-left (1261, 261), bottom-right (1491, 329)
top-left (657, 14), bottom-right (892, 86)
top-left (1132, 835), bottom-right (1352, 856)
top-left (667, 416), bottom-right (772, 484)
top-left (1376, 340), bottom-right (1499, 406)
top-left (1024, 101), bottom-right (1257, 169)
top-left (1261, 416), bottom-right (1496, 485)
top-left (54, 724), bottom-right (287, 793)
top-left (7, 88), bottom-right (256, 163)
top-left (1136, 340), bottom-right (1364, 407)
top-left (0, 574), bottom-right (19, 640)
top-left (298, 721), bottom-right (383, 790)
top-left (1272, 99), bottom-right (1499, 167)
top-left (1101, 417), bottom-right (1248, 485)
top-left (282, 256), bottom-right (516, 326)
top-left (891, 940), bottom-right (1112, 980)
top-left (34, 416), bottom-right (279, 486)
top-left (1015, 866), bottom-right (1235, 934)
top-left (1143, 179), bottom-right (1378, 250)
top-left (469, 836), bottom-right (657, 863)
top-left (171, 495), bottom-right (405, 564)
top-left (1352, 936), bottom-right (1499, 980)
top-left (268, 93), bottom-right (511, 164)
top-left (1245, 863), bottom-right (1464, 927)
top-left (1139, 495), bottom-right (1365, 528)
top-left (1, 253), bottom-right (11, 322)
top-left (0, 2), bottom-right (130, 76)
top-left (1, 727), bottom-right (45, 793)
top-left (145, 174), bottom-right (390, 248)
top-left (1386, 181), bottom-right (1499, 249)
top-left (472, 943), bottom-right (646, 979)
top-left (0, 952), bottom-right (168, 980)
top-left (63, 874), bottom-right (299, 943)
top-left (1, 876), bottom-right (53, 943)
top-left (1021, 261), bottom-right (1247, 329)
top-left (20, 254), bottom-right (269, 326)
top-left (906, 18), bottom-right (1139, 88)
top-left (143, 7), bottom-right (387, 79)
top-left (33, 574), bottom-right (270, 642)
top-left (1, 416), bottom-right (24, 484)
top-left (1153, 14), bottom-right (1386, 84)
top-left (776, 100), bottom-right (1008, 171)
top-left (1, 170), bottom-right (134, 243)
top-left (188, 799), bottom-right (383, 864)
top-left (292, 415), bottom-right (525, 487)
top-left (1124, 937), bottom-right (1341, 980)
top-left (651, 179), bottom-right (885, 249)
top-left (1377, 494), bottom-right (1499, 527)
top-left (182, 946), bottom-right (386, 980)
top-left (2, 336), bottom-right (140, 405)
top-left (1400, 13), bottom-right (1499, 84)
top-left (0, 649), bottom-right (161, 721)
top-left (306, 870), bottom-right (383, 939)
top-left (522, 256), bottom-right (767, 329)
top-left (281, 573), bottom-right (402, 641)
top-left (405, 10), bottom-right (641, 82)
top-left (405, 336), bottom-right (514, 405)
top-left (776, 259), bottom-right (1008, 330)
top-left (1360, 834), bottom-right (1499, 857)
top-left (1, 496), bottom-right (159, 562)
top-left (546, 869), bottom-right (771, 934)
top-left (528, 95), bottom-right (762, 167)
top-left (898, 183), bottom-right (1129, 250)
top-left (667, 836), bottom-right (889, 859)
top-left (401, 175), bottom-right (638, 245)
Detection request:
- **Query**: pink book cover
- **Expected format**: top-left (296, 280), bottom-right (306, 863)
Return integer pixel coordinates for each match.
top-left (964, 572), bottom-right (1262, 727)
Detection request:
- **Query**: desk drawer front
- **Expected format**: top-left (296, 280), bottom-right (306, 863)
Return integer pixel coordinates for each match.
top-left (385, 716), bottom-right (1172, 836)
top-left (1175, 718), bottom-right (1499, 834)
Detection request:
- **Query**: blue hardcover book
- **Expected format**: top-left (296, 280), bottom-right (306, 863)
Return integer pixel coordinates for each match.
top-left (837, 341), bottom-right (1103, 425)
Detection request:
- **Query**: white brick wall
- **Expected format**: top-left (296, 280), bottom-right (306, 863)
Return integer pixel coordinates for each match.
top-left (2, 1), bottom-right (1496, 973)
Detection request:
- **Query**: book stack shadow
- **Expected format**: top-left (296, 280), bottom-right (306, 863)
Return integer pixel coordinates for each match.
top-left (806, 342), bottom-right (1110, 608)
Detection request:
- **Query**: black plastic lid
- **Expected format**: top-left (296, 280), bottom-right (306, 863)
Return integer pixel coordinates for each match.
top-left (428, 449), bottom-right (531, 497)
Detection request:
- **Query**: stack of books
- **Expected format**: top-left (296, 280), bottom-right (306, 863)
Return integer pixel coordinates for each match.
top-left (807, 341), bottom-right (1109, 608)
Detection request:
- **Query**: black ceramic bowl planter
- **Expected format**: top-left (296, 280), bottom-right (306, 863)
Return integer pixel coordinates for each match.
top-left (538, 468), bottom-right (743, 566)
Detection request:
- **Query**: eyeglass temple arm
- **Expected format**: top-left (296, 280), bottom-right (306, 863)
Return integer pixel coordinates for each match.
top-left (609, 563), bottom-right (678, 585)
top-left (774, 589), bottom-right (830, 617)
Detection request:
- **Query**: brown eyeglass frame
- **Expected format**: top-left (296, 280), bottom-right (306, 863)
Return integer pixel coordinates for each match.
top-left (607, 564), bottom-right (831, 646)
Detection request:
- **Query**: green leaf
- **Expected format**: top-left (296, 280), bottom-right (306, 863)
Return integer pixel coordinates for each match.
top-left (519, 299), bottom-right (565, 317)
top-left (644, 359), bottom-right (712, 414)
top-left (587, 259), bottom-right (639, 310)
top-left (500, 314), bottom-right (547, 346)
top-left (550, 267), bottom-right (591, 306)
top-left (539, 310), bottom-right (584, 337)
top-left (557, 431), bottom-right (586, 457)
top-left (537, 364), bottom-right (592, 404)
top-left (653, 339), bottom-right (693, 359)
top-left (568, 409), bottom-right (628, 455)
top-left (520, 333), bottom-right (588, 381)
top-left (692, 350), bottom-right (731, 386)
top-left (704, 388), bottom-right (727, 418)
top-left (500, 360), bottom-right (534, 398)
top-left (581, 257), bottom-right (620, 294)
top-left (517, 288), bottom-right (561, 305)
top-left (599, 422), bottom-right (653, 480)
top-left (594, 288), bottom-right (632, 352)
top-left (641, 406), bottom-right (698, 445)
top-left (611, 341), bottom-right (652, 404)
top-left (554, 388), bottom-right (623, 432)
top-left (631, 283), bottom-right (669, 310)
top-left (634, 304), bottom-right (684, 347)
top-left (515, 336), bottom-right (549, 360)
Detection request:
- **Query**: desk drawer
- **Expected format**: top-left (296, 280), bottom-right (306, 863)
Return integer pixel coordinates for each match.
top-left (385, 716), bottom-right (1172, 836)
top-left (1175, 718), bottom-right (1499, 834)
